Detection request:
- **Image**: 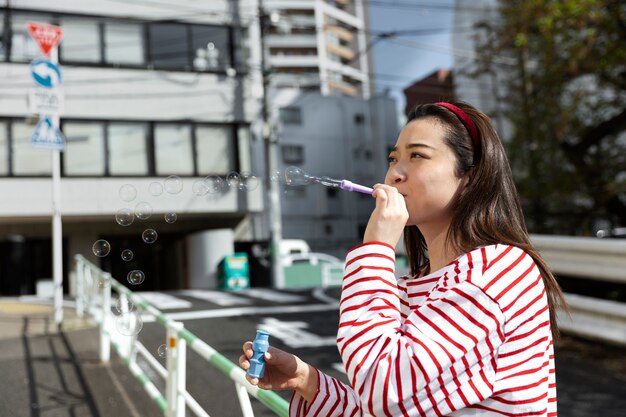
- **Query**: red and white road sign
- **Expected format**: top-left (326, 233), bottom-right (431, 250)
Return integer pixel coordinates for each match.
top-left (26, 22), bottom-right (63, 56)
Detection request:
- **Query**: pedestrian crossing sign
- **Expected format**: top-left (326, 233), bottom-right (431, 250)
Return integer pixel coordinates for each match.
top-left (31, 116), bottom-right (66, 151)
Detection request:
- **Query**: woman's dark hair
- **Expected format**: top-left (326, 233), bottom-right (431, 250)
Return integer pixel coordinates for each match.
top-left (403, 101), bottom-right (566, 337)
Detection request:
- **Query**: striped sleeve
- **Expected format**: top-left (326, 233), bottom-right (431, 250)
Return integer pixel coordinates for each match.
top-left (336, 242), bottom-right (506, 416)
top-left (289, 369), bottom-right (361, 417)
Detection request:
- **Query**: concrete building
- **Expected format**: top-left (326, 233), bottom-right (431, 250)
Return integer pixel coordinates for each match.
top-left (272, 90), bottom-right (397, 256)
top-left (0, 0), bottom-right (267, 294)
top-left (262, 0), bottom-right (371, 97)
top-left (452, 0), bottom-right (510, 138)
top-left (0, 0), bottom-right (397, 295)
top-left (403, 68), bottom-right (454, 116)
top-left (260, 0), bottom-right (399, 256)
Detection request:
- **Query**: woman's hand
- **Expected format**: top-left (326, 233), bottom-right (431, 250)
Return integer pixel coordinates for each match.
top-left (239, 342), bottom-right (319, 402)
top-left (363, 184), bottom-right (409, 247)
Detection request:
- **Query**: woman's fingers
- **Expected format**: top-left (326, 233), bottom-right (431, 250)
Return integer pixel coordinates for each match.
top-left (364, 184), bottom-right (408, 246)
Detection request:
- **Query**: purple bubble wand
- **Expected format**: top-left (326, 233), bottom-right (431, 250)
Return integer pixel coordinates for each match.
top-left (284, 166), bottom-right (374, 195)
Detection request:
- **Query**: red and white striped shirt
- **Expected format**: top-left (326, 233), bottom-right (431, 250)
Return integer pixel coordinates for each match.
top-left (290, 242), bottom-right (557, 416)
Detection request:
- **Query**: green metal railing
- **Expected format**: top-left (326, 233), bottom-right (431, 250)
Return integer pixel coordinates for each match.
top-left (74, 254), bottom-right (289, 417)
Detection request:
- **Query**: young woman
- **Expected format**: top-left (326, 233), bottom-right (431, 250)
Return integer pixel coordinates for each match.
top-left (240, 101), bottom-right (566, 416)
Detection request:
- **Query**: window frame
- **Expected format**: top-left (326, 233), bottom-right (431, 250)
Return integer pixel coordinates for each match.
top-left (4, 9), bottom-right (245, 74)
top-left (0, 117), bottom-right (248, 178)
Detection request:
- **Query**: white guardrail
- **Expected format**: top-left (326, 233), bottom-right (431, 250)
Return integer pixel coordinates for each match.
top-left (531, 234), bottom-right (626, 345)
top-left (74, 255), bottom-right (289, 417)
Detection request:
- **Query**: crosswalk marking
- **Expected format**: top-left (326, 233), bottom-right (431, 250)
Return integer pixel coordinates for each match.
top-left (145, 303), bottom-right (338, 322)
top-left (258, 317), bottom-right (337, 348)
top-left (331, 363), bottom-right (346, 375)
top-left (136, 292), bottom-right (192, 310)
top-left (238, 288), bottom-right (307, 303)
top-left (177, 290), bottom-right (251, 306)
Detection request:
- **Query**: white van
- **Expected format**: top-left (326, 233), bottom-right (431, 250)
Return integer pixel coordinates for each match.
top-left (279, 239), bottom-right (311, 256)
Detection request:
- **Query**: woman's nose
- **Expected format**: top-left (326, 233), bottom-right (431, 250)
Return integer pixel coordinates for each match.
top-left (387, 166), bottom-right (406, 184)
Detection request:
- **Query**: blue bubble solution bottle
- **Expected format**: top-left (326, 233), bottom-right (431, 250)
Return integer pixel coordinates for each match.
top-left (247, 330), bottom-right (270, 379)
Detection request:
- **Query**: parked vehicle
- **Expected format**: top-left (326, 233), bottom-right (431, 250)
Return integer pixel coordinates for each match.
top-left (281, 252), bottom-right (343, 267)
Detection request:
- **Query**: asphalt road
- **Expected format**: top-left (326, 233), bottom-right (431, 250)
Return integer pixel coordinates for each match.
top-left (130, 287), bottom-right (626, 416)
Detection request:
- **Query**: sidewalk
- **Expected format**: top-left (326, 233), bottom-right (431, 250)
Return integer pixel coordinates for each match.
top-left (0, 299), bottom-right (162, 417)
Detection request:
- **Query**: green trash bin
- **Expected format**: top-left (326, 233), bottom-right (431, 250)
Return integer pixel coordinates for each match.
top-left (218, 252), bottom-right (250, 290)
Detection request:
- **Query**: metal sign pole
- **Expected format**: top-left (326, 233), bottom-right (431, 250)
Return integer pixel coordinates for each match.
top-left (50, 46), bottom-right (63, 325)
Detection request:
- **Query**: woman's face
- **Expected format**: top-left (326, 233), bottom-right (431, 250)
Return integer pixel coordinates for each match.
top-left (386, 118), bottom-right (464, 228)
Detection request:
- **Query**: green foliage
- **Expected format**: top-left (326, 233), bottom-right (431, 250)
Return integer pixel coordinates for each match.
top-left (473, 0), bottom-right (626, 234)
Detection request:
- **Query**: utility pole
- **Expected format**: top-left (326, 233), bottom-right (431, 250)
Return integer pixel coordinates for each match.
top-left (257, 0), bottom-right (285, 288)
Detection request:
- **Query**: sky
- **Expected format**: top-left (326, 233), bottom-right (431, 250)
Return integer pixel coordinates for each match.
top-left (368, 0), bottom-right (456, 118)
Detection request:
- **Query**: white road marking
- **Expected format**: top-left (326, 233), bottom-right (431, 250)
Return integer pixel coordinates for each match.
top-left (331, 363), bottom-right (347, 375)
top-left (142, 302), bottom-right (339, 322)
top-left (259, 317), bottom-right (337, 348)
top-left (312, 288), bottom-right (340, 304)
top-left (238, 288), bottom-right (308, 303)
top-left (177, 290), bottom-right (251, 306)
top-left (136, 292), bottom-right (192, 310)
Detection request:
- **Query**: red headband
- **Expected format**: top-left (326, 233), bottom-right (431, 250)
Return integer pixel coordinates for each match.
top-left (435, 102), bottom-right (479, 149)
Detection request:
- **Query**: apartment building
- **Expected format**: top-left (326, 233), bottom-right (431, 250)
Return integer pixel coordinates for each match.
top-left (262, 0), bottom-right (371, 97)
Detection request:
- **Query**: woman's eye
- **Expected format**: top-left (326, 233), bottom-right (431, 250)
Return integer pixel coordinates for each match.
top-left (387, 156), bottom-right (396, 164)
top-left (410, 152), bottom-right (423, 159)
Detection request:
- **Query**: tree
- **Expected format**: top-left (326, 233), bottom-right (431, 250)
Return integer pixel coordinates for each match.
top-left (472, 0), bottom-right (626, 234)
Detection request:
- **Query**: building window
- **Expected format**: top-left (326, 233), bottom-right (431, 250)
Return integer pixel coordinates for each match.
top-left (108, 123), bottom-right (149, 175)
top-left (237, 127), bottom-right (252, 173)
top-left (354, 113), bottom-right (365, 124)
top-left (0, 12), bottom-right (6, 60)
top-left (233, 28), bottom-right (249, 72)
top-left (281, 144), bottom-right (304, 164)
top-left (11, 121), bottom-right (52, 175)
top-left (5, 13), bottom-right (236, 73)
top-left (279, 107), bottom-right (302, 125)
top-left (104, 22), bottom-right (144, 65)
top-left (191, 25), bottom-right (230, 71)
top-left (195, 125), bottom-right (234, 174)
top-left (60, 17), bottom-right (101, 63)
top-left (149, 23), bottom-right (190, 70)
top-left (11, 14), bottom-right (53, 62)
top-left (154, 124), bottom-right (193, 175)
top-left (0, 121), bottom-right (8, 175)
top-left (63, 122), bottom-right (105, 175)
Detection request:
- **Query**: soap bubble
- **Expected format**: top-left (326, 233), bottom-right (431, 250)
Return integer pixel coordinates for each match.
top-left (285, 166), bottom-right (315, 186)
top-left (121, 249), bottom-right (134, 261)
top-left (114, 296), bottom-right (136, 314)
top-left (127, 270), bottom-right (145, 285)
top-left (241, 173), bottom-right (260, 191)
top-left (157, 344), bottom-right (168, 358)
top-left (135, 202), bottom-right (152, 220)
top-left (142, 228), bottom-right (158, 244)
top-left (164, 175), bottom-right (183, 194)
top-left (206, 176), bottom-right (226, 194)
top-left (119, 184), bottom-right (137, 202)
top-left (149, 181), bottom-right (163, 196)
top-left (115, 208), bottom-right (135, 226)
top-left (96, 276), bottom-right (110, 289)
top-left (164, 212), bottom-right (177, 224)
top-left (192, 179), bottom-right (209, 196)
top-left (227, 171), bottom-right (241, 189)
top-left (92, 239), bottom-right (111, 257)
top-left (115, 312), bottom-right (143, 336)
top-left (270, 170), bottom-right (285, 184)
